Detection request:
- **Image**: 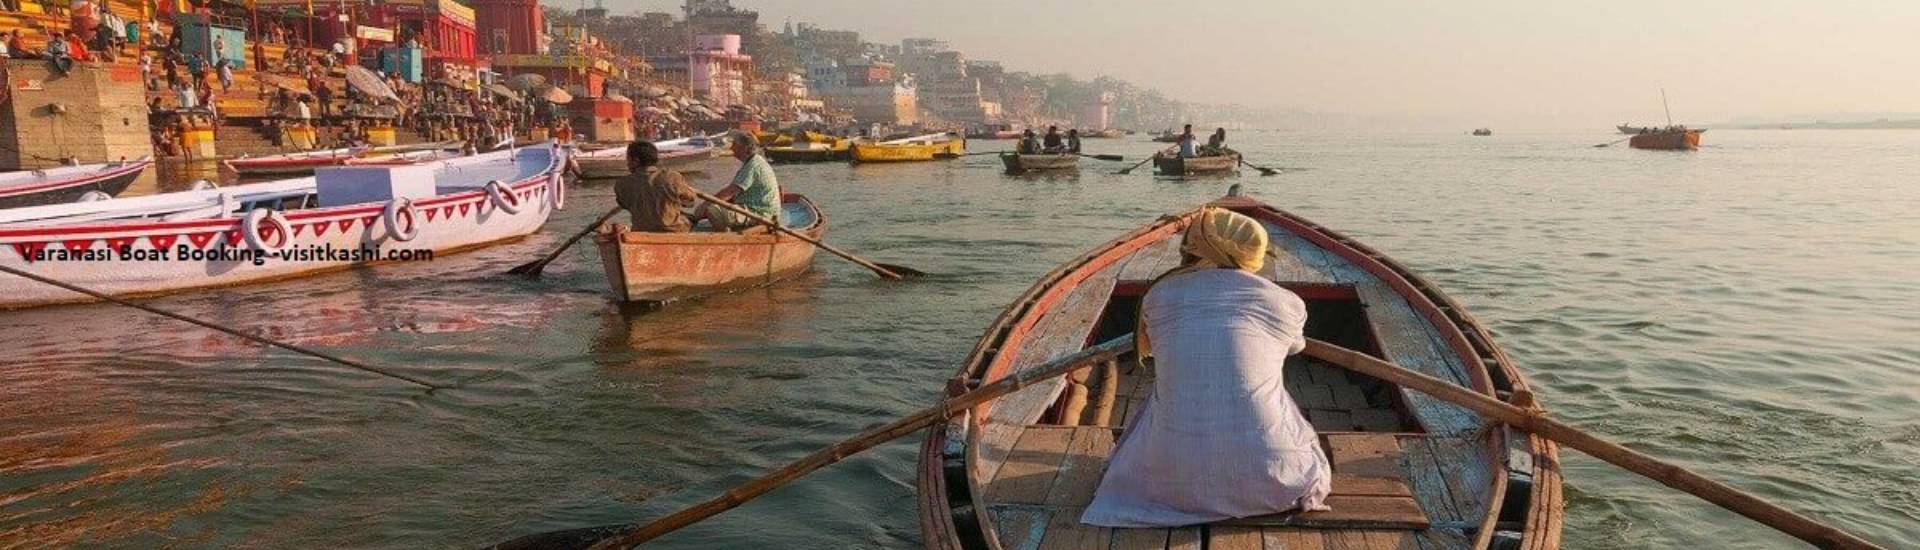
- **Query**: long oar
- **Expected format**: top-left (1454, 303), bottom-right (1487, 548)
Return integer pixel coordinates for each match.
top-left (1236, 157), bottom-right (1281, 176)
top-left (508, 206), bottom-right (622, 277)
top-left (1302, 338), bottom-right (1886, 550)
top-left (577, 334), bottom-right (1137, 549)
top-left (1116, 155), bottom-right (1155, 174)
top-left (693, 191), bottom-right (923, 279)
top-left (0, 265), bottom-right (444, 391)
top-left (1076, 153), bottom-right (1124, 161)
top-left (1593, 137), bottom-right (1632, 148)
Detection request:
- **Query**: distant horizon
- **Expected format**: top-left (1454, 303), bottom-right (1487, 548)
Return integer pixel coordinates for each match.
top-left (600, 0), bottom-right (1920, 128)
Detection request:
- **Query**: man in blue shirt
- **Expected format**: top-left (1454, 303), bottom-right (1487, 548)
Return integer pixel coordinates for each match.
top-left (696, 131), bottom-right (782, 231)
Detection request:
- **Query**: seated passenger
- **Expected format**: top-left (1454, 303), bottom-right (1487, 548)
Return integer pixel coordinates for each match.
top-left (694, 132), bottom-right (781, 231)
top-left (1175, 123), bottom-right (1197, 158)
top-left (1204, 128), bottom-right (1227, 154)
top-left (1081, 207), bottom-right (1332, 528)
top-left (1042, 125), bottom-right (1064, 153)
top-left (1018, 129), bottom-right (1041, 154)
top-left (1066, 129), bottom-right (1082, 154)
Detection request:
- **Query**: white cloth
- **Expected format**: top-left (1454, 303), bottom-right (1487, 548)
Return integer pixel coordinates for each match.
top-left (1081, 268), bottom-right (1331, 528)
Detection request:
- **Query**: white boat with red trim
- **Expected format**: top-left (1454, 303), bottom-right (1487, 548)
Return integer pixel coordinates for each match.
top-left (0, 157), bottom-right (153, 209)
top-left (574, 136), bottom-right (721, 179)
top-left (0, 144), bottom-right (569, 309)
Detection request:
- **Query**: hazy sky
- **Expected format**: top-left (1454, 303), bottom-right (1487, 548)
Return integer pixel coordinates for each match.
top-left (601, 1), bottom-right (1920, 128)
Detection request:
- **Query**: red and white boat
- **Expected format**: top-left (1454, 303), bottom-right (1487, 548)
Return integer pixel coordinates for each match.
top-left (0, 157), bottom-right (153, 209)
top-left (224, 147), bottom-right (363, 176)
top-left (573, 135), bottom-right (721, 179)
top-left (0, 144), bottom-right (568, 309)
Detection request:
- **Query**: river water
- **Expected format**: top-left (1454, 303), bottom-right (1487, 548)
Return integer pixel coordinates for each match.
top-left (1, 130), bottom-right (1915, 549)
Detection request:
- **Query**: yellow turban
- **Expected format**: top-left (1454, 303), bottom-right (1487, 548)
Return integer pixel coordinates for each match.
top-left (1179, 206), bottom-right (1268, 273)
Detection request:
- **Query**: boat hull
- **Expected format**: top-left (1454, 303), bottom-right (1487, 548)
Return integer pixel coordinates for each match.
top-left (766, 142), bottom-right (851, 163)
top-left (915, 196), bottom-right (1564, 550)
top-left (594, 195), bottom-right (824, 303)
top-left (1153, 152), bottom-right (1240, 175)
top-left (575, 147), bottom-right (717, 179)
top-left (0, 147), bottom-right (565, 309)
top-left (850, 139), bottom-right (965, 163)
top-left (0, 159), bottom-right (150, 209)
top-left (999, 153), bottom-right (1079, 174)
top-left (1629, 131), bottom-right (1701, 151)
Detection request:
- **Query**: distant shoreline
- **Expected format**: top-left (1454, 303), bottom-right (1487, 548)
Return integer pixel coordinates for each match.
top-left (1721, 120), bottom-right (1920, 130)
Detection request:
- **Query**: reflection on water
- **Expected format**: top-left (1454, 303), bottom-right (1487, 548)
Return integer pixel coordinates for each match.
top-left (0, 131), bottom-right (1915, 548)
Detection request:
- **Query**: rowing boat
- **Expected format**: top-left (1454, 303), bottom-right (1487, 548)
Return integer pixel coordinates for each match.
top-left (766, 134), bottom-right (853, 163)
top-left (0, 145), bottom-right (567, 309)
top-left (226, 147), bottom-right (363, 176)
top-left (1629, 128), bottom-right (1702, 151)
top-left (0, 157), bottom-right (152, 209)
top-left (594, 194), bottom-right (823, 303)
top-left (1152, 149), bottom-right (1240, 175)
top-left (850, 133), bottom-right (966, 163)
top-left (999, 152), bottom-right (1079, 174)
top-left (916, 192), bottom-right (1563, 550)
top-left (574, 136), bottom-right (720, 179)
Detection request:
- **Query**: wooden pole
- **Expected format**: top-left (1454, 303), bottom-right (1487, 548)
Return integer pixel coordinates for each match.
top-left (1301, 338), bottom-right (1886, 550)
top-left (583, 334), bottom-right (1138, 549)
top-left (1662, 88), bottom-right (1674, 128)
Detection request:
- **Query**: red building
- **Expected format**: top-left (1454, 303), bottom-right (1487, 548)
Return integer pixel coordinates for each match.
top-left (470, 0), bottom-right (546, 55)
top-left (256, 0), bottom-right (478, 75)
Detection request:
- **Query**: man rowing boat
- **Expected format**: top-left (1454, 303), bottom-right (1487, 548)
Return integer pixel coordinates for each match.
top-left (613, 141), bottom-right (699, 233)
top-left (1081, 207), bottom-right (1332, 527)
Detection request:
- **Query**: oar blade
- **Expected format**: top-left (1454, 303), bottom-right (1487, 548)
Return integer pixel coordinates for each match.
top-left (874, 263), bottom-right (928, 278)
top-left (1093, 154), bottom-right (1124, 161)
top-left (506, 260), bottom-right (545, 277)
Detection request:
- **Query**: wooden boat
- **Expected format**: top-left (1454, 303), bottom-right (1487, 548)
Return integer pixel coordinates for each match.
top-left (594, 194), bottom-right (823, 303)
top-left (850, 133), bottom-right (966, 163)
top-left (1472, 128), bottom-right (1493, 136)
top-left (1628, 128), bottom-right (1702, 151)
top-left (226, 147), bottom-right (364, 176)
top-left (1152, 149), bottom-right (1240, 176)
top-left (765, 134), bottom-right (853, 163)
top-left (573, 136), bottom-right (720, 179)
top-left (966, 124), bottom-right (1025, 140)
top-left (916, 193), bottom-right (1563, 550)
top-left (1000, 152), bottom-right (1079, 174)
top-left (0, 157), bottom-right (152, 209)
top-left (1086, 129), bottom-right (1127, 139)
top-left (0, 145), bottom-right (567, 309)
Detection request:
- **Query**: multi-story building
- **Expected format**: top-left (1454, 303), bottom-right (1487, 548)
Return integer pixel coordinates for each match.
top-left (689, 34), bottom-right (753, 108)
top-left (469, 0), bottom-right (545, 55)
top-left (822, 80), bottom-right (917, 125)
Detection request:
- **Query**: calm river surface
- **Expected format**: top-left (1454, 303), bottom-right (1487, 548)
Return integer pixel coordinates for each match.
top-left (1, 130), bottom-right (1916, 548)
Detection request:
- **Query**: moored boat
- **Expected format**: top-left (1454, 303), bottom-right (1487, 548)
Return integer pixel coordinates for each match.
top-left (1628, 127), bottom-right (1702, 151)
top-left (0, 157), bottom-right (152, 209)
top-left (0, 145), bottom-right (567, 309)
top-left (574, 136), bottom-right (720, 179)
top-left (916, 193), bottom-right (1562, 550)
top-left (225, 147), bottom-right (363, 176)
top-left (594, 194), bottom-right (823, 303)
top-left (849, 133), bottom-right (966, 163)
top-left (1151, 149), bottom-right (1240, 175)
top-left (765, 133), bottom-right (854, 163)
top-left (1472, 128), bottom-right (1493, 136)
top-left (999, 152), bottom-right (1079, 174)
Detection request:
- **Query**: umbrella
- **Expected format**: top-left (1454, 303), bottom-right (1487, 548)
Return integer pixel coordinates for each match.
top-left (506, 73), bottom-right (547, 92)
top-left (485, 83), bottom-right (522, 102)
top-left (345, 66), bottom-right (400, 102)
top-left (541, 86), bottom-right (574, 104)
top-left (256, 73), bottom-right (310, 94)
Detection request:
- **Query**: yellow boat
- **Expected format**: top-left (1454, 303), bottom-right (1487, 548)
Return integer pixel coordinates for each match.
top-left (765, 134), bottom-right (854, 163)
top-left (849, 133), bottom-right (966, 163)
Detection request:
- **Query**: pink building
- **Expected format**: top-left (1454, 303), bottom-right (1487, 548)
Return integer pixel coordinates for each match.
top-left (690, 34), bottom-right (752, 108)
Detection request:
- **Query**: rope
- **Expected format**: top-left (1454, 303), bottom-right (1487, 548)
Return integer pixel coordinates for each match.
top-left (0, 264), bottom-right (445, 391)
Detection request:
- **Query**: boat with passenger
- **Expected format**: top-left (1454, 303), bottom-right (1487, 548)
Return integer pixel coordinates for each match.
top-left (0, 157), bottom-right (152, 209)
top-left (1628, 126), bottom-right (1704, 151)
top-left (916, 192), bottom-right (1562, 550)
top-left (1151, 148), bottom-right (1240, 176)
top-left (764, 132), bottom-right (854, 163)
top-left (999, 152), bottom-right (1079, 174)
top-left (0, 145), bottom-right (567, 309)
top-left (850, 133), bottom-right (966, 163)
top-left (594, 194), bottom-right (824, 303)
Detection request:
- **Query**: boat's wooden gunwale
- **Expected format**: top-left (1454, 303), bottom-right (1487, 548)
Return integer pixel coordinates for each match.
top-left (918, 199), bottom-right (1562, 550)
top-left (597, 195), bottom-right (825, 303)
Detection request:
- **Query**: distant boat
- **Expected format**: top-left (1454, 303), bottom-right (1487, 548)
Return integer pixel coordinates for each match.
top-left (1471, 128), bottom-right (1493, 136)
top-left (1620, 123), bottom-right (1708, 135)
top-left (1152, 148), bottom-right (1240, 176)
top-left (999, 152), bottom-right (1079, 174)
top-left (1626, 90), bottom-right (1705, 151)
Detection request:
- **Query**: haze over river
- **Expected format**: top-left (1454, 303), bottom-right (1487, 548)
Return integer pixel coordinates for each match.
top-left (1, 130), bottom-right (1915, 548)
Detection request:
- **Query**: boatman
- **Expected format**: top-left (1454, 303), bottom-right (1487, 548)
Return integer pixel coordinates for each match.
top-left (1042, 125), bottom-right (1065, 152)
top-left (1081, 206), bottom-right (1332, 528)
top-left (695, 131), bottom-right (782, 231)
top-left (614, 141), bottom-right (699, 233)
top-left (1175, 124), bottom-right (1198, 158)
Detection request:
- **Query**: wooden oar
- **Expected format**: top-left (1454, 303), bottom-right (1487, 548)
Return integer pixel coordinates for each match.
top-left (1302, 338), bottom-right (1887, 550)
top-left (1236, 157), bottom-right (1281, 176)
top-left (1593, 137), bottom-right (1632, 148)
top-left (1076, 153), bottom-right (1124, 161)
top-left (692, 191), bottom-right (923, 279)
top-left (1116, 155), bottom-right (1155, 174)
top-left (507, 206), bottom-right (622, 277)
top-left (579, 334), bottom-right (1137, 549)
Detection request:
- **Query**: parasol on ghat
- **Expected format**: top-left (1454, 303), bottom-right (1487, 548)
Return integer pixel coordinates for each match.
top-left (345, 66), bottom-right (400, 102)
